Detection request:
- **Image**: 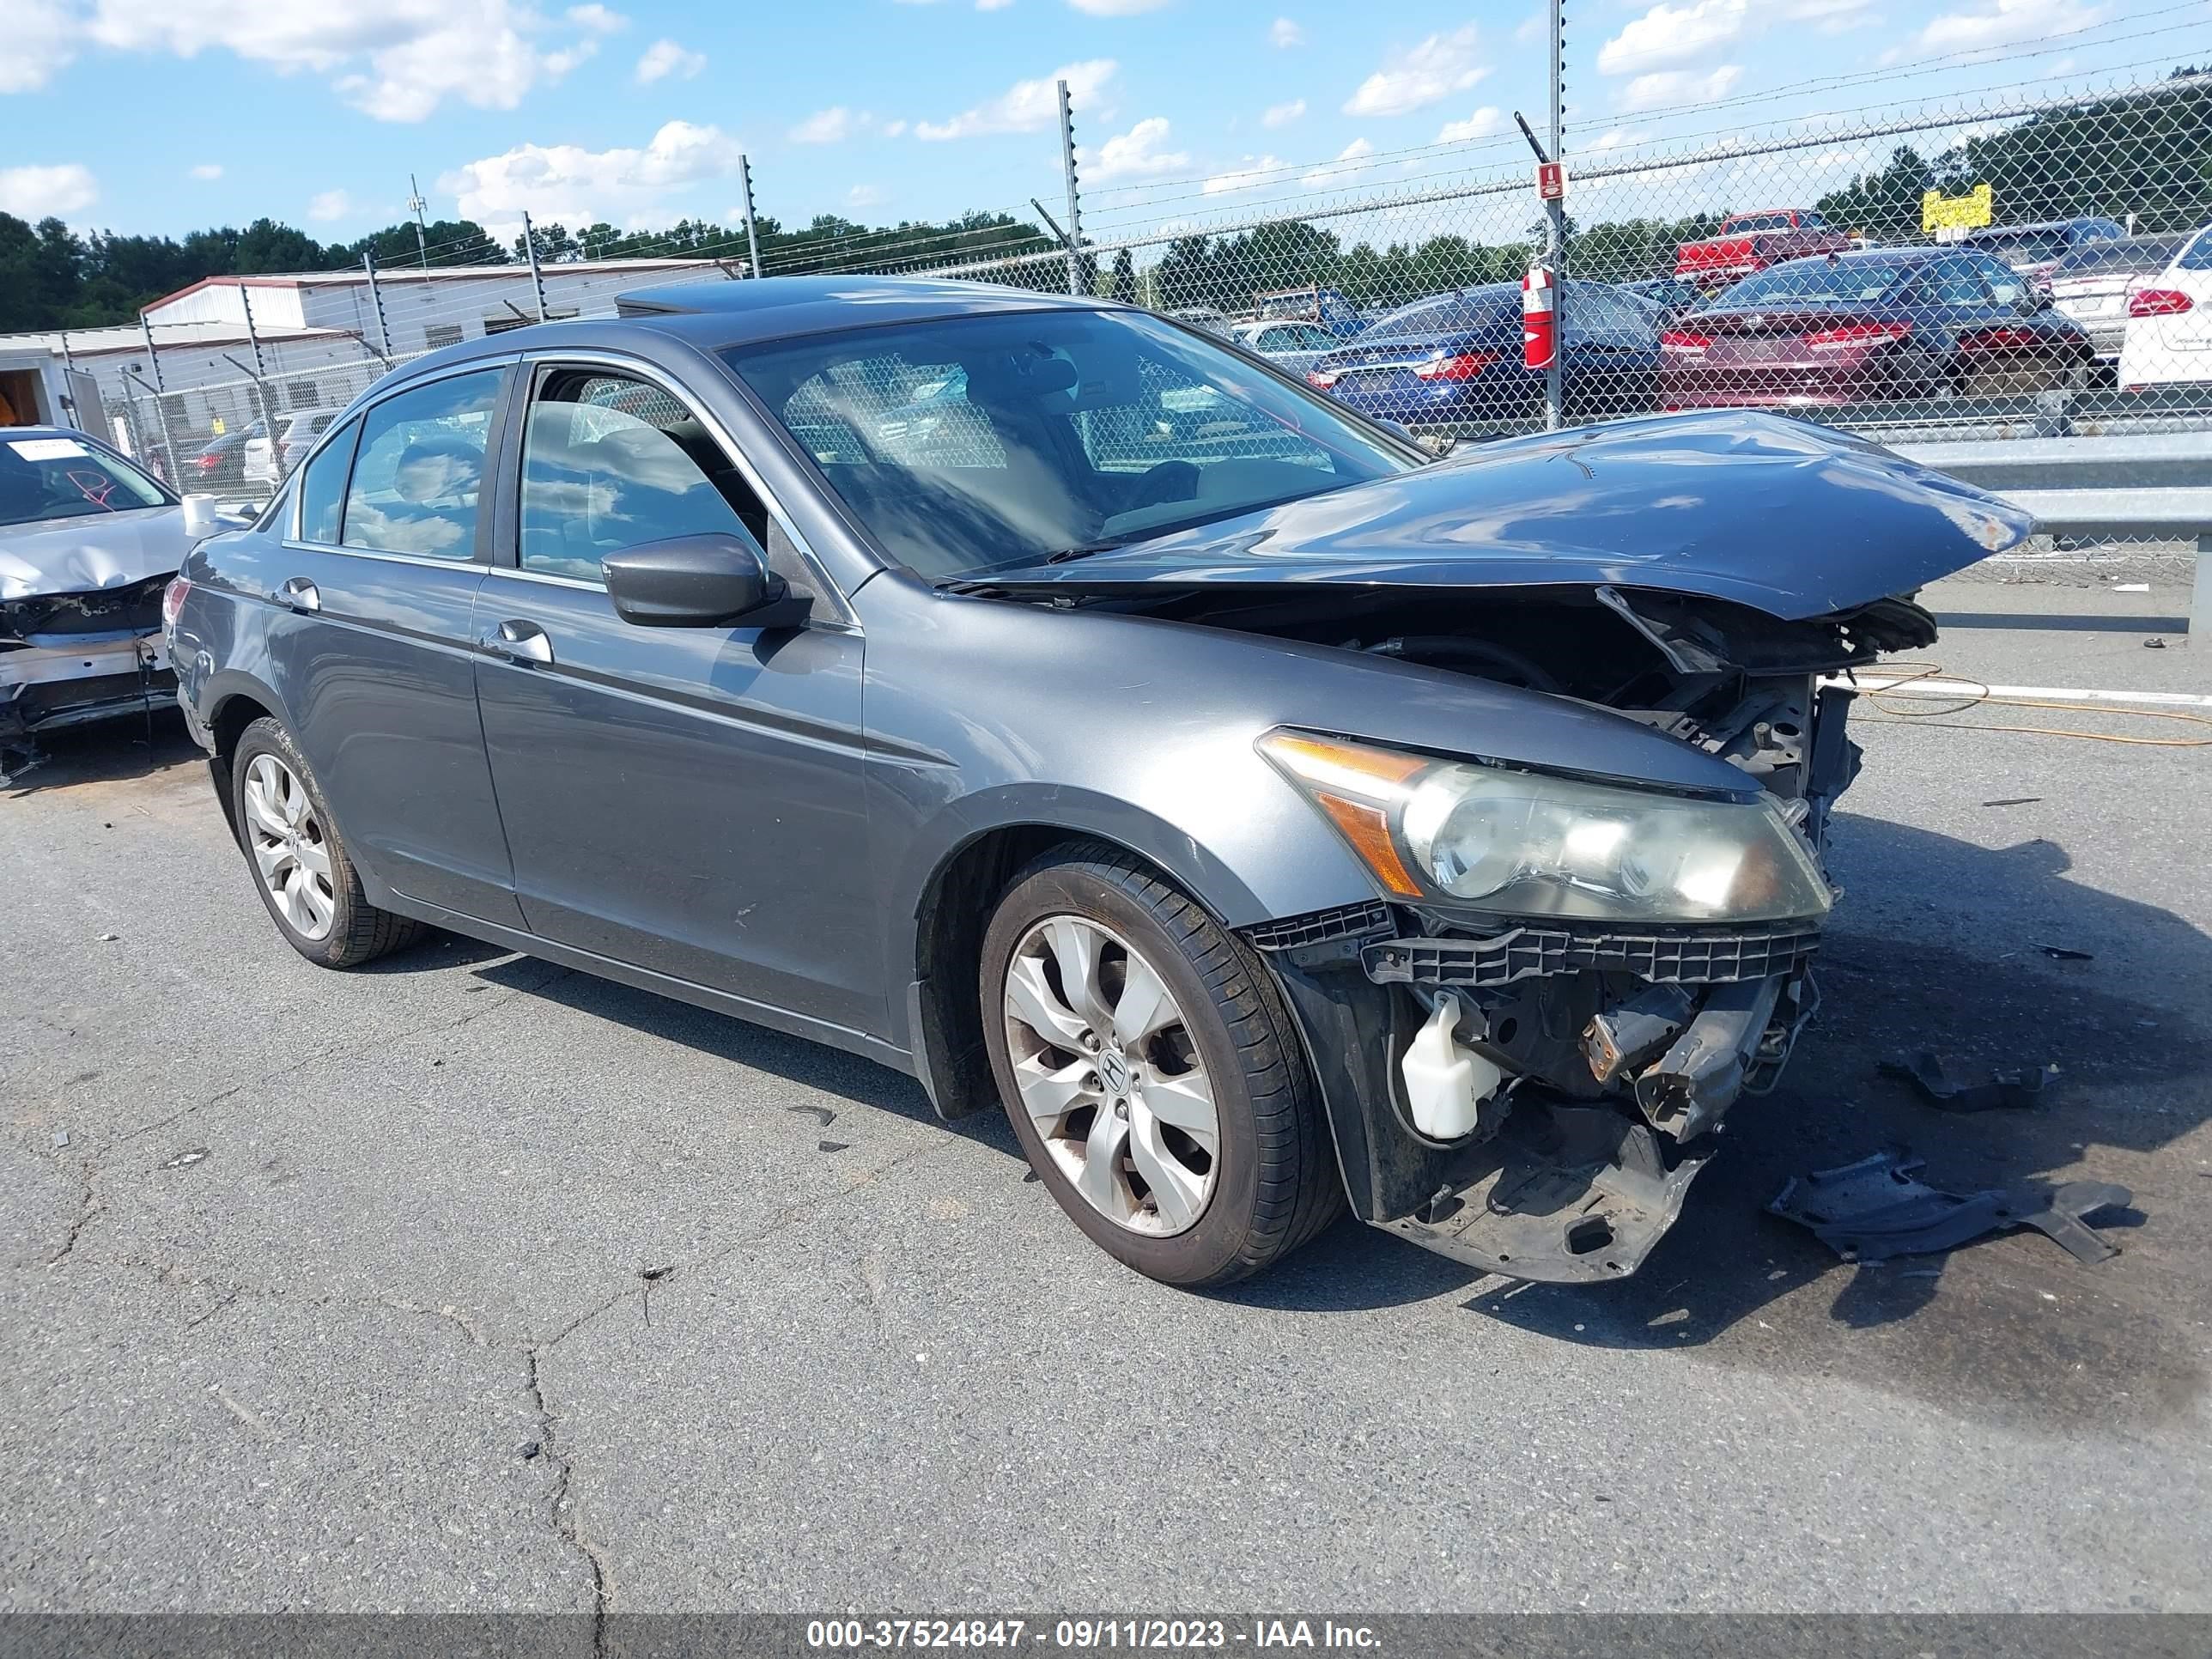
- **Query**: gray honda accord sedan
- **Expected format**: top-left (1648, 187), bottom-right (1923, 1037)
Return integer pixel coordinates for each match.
top-left (165, 276), bottom-right (2029, 1287)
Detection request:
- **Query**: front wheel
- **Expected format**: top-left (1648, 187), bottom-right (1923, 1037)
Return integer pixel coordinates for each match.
top-left (980, 843), bottom-right (1343, 1287)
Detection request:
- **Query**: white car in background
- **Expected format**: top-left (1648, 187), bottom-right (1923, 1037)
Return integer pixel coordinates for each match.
top-left (242, 406), bottom-right (343, 488)
top-left (2118, 223), bottom-right (2212, 392)
top-left (2045, 232), bottom-right (2191, 365)
top-left (1231, 318), bottom-right (1346, 379)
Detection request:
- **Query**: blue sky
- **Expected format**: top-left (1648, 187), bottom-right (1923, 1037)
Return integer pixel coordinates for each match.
top-left (1, 0), bottom-right (2203, 257)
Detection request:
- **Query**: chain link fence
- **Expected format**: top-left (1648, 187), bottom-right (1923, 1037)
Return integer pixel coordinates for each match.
top-left (119, 68), bottom-right (2211, 582)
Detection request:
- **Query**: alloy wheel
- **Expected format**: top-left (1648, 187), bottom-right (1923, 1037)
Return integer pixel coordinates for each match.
top-left (241, 752), bottom-right (337, 941)
top-left (1001, 915), bottom-right (1221, 1237)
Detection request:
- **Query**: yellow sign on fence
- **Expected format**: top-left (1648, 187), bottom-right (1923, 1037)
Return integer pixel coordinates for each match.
top-left (1922, 184), bottom-right (1994, 234)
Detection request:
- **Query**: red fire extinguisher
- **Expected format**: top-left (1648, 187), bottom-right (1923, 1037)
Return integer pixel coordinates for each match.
top-left (1522, 264), bottom-right (1557, 371)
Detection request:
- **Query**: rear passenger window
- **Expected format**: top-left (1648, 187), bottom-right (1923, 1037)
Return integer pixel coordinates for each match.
top-left (341, 369), bottom-right (501, 560)
top-left (517, 369), bottom-right (770, 583)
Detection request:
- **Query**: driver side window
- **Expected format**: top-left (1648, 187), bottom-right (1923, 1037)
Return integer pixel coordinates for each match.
top-left (517, 368), bottom-right (771, 583)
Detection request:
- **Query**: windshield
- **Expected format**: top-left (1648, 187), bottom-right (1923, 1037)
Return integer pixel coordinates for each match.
top-left (0, 434), bottom-right (172, 529)
top-left (1966, 228), bottom-right (2071, 264)
top-left (1719, 259), bottom-right (1908, 306)
top-left (723, 307), bottom-right (1415, 580)
top-left (1363, 293), bottom-right (1515, 340)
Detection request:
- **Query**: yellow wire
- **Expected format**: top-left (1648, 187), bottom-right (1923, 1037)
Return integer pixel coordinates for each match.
top-left (1853, 660), bottom-right (2212, 748)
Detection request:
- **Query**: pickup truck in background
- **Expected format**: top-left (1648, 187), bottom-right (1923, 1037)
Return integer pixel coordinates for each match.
top-left (1675, 209), bottom-right (1853, 289)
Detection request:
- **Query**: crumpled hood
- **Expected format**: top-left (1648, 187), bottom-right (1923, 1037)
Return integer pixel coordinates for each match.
top-left (981, 410), bottom-right (2033, 620)
top-left (0, 507), bottom-right (195, 603)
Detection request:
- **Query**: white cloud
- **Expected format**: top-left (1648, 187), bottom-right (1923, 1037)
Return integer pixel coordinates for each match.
top-left (1086, 116), bottom-right (1188, 179)
top-left (1202, 155), bottom-right (1289, 196)
top-left (1, 0), bottom-right (76, 92)
top-left (1261, 99), bottom-right (1305, 128)
top-left (915, 58), bottom-right (1115, 140)
top-left (189, 162), bottom-right (224, 180)
top-left (976, 0), bottom-right (1014, 9)
top-left (1597, 0), bottom-right (1747, 74)
top-left (1269, 16), bottom-right (1303, 46)
top-left (789, 106), bottom-right (861, 143)
top-left (881, 118), bottom-right (908, 137)
top-left (633, 38), bottom-right (703, 83)
top-left (848, 184), bottom-right (887, 209)
top-left (1617, 64), bottom-right (1741, 110)
top-left (307, 188), bottom-right (353, 222)
top-left (1785, 0), bottom-right (1875, 27)
top-left (442, 118), bottom-right (743, 240)
top-left (1302, 137), bottom-right (1376, 187)
top-left (1343, 24), bottom-right (1489, 118)
top-left (84, 0), bottom-right (621, 122)
top-left (1514, 9), bottom-right (1546, 42)
top-left (1917, 0), bottom-right (2104, 53)
top-left (0, 163), bottom-right (98, 217)
top-left (1435, 106), bottom-right (1502, 142)
top-left (1066, 0), bottom-right (1169, 11)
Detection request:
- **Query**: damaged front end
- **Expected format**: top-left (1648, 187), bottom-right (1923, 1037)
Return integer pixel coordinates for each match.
top-left (1237, 585), bottom-right (1920, 1283)
top-left (0, 574), bottom-right (177, 746)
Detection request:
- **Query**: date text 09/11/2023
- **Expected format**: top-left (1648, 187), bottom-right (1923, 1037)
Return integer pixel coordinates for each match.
top-left (805, 1619), bottom-right (1384, 1650)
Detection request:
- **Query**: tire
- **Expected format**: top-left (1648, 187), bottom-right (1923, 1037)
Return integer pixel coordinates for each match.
top-left (229, 716), bottom-right (424, 969)
top-left (980, 842), bottom-right (1343, 1287)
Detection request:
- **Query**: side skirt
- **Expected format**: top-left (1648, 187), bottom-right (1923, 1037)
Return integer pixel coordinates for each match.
top-left (378, 891), bottom-right (921, 1081)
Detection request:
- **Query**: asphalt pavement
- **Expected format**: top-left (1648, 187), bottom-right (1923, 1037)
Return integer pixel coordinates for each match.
top-left (3, 579), bottom-right (2209, 1615)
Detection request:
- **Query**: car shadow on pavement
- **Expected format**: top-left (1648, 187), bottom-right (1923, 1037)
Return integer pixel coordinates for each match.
top-left (2, 711), bottom-right (200, 796)
top-left (1241, 811), bottom-right (2212, 1431)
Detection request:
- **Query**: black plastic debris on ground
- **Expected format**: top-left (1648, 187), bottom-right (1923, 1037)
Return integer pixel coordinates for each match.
top-left (1769, 1149), bottom-right (2131, 1266)
top-left (2039, 943), bottom-right (2095, 962)
top-left (1880, 1049), bottom-right (2057, 1113)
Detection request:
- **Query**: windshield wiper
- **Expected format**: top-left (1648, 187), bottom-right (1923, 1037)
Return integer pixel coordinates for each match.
top-left (1042, 539), bottom-right (1127, 565)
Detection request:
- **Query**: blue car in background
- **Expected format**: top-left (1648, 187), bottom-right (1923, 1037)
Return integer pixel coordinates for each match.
top-left (1305, 281), bottom-right (1663, 429)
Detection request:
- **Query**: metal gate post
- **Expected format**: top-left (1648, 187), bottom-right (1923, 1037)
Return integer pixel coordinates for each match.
top-left (1058, 79), bottom-right (1087, 297)
top-left (1545, 0), bottom-right (1567, 431)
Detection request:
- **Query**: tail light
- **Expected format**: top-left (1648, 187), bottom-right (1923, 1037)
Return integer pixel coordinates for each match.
top-left (161, 575), bottom-right (191, 631)
top-left (194, 452), bottom-right (222, 471)
top-left (2128, 288), bottom-right (2193, 318)
top-left (1804, 320), bottom-right (1911, 350)
top-left (1959, 325), bottom-right (2041, 351)
top-left (1660, 330), bottom-right (1711, 355)
top-left (1413, 349), bottom-right (1500, 381)
top-left (1305, 367), bottom-right (1340, 388)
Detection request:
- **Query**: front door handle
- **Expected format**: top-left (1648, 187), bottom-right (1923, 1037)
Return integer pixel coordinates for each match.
top-left (481, 618), bottom-right (555, 666)
top-left (279, 576), bottom-right (320, 613)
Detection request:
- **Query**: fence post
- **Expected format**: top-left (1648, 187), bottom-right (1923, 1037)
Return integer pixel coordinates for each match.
top-left (2194, 532), bottom-right (2210, 659)
top-left (362, 251), bottom-right (395, 361)
top-left (237, 286), bottom-right (284, 463)
top-left (126, 368), bottom-right (180, 485)
top-left (1545, 0), bottom-right (1567, 431)
top-left (520, 210), bottom-right (550, 321)
top-left (1057, 79), bottom-right (1086, 297)
top-left (57, 328), bottom-right (78, 429)
top-left (738, 155), bottom-right (763, 278)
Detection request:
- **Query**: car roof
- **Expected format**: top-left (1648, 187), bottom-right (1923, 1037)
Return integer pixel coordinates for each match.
top-left (1965, 218), bottom-right (2118, 236)
top-left (612, 273), bottom-right (1110, 339)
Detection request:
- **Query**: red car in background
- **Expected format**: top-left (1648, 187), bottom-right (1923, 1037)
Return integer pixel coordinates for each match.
top-left (1675, 208), bottom-right (1852, 289)
top-left (1659, 246), bottom-right (2097, 410)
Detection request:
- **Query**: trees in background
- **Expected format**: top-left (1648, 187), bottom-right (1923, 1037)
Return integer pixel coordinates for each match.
top-left (4, 69), bottom-right (2203, 336)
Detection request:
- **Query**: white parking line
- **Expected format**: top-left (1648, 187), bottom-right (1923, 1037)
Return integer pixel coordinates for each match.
top-left (1832, 674), bottom-right (2212, 709)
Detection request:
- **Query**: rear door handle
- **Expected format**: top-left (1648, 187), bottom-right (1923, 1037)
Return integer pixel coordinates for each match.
top-left (481, 618), bottom-right (555, 666)
top-left (279, 577), bottom-right (320, 613)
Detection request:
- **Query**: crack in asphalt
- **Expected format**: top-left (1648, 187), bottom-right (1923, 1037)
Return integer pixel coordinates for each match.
top-left (44, 1158), bottom-right (97, 1267)
top-left (526, 1346), bottom-right (613, 1655)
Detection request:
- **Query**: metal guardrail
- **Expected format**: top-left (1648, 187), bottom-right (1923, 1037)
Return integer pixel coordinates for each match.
top-left (1893, 432), bottom-right (2212, 660)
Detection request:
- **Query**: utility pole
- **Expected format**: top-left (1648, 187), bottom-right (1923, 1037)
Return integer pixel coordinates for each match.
top-left (362, 252), bottom-right (394, 362)
top-left (407, 173), bottom-right (431, 271)
top-left (1546, 0), bottom-right (1567, 430)
top-left (738, 154), bottom-right (763, 277)
top-left (520, 210), bottom-right (550, 321)
top-left (1057, 78), bottom-right (1086, 297)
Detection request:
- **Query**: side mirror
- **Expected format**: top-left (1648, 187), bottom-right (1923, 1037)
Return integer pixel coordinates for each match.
top-left (602, 532), bottom-right (808, 629)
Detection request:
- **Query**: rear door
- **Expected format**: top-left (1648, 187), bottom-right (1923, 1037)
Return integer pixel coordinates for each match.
top-left (266, 362), bottom-right (525, 926)
top-left (469, 355), bottom-right (879, 1034)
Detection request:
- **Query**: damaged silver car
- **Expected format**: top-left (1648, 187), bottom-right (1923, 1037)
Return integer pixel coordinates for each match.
top-left (167, 277), bottom-right (2029, 1288)
top-left (1, 427), bottom-right (210, 750)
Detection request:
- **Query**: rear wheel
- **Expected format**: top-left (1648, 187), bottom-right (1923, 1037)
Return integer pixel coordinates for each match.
top-left (229, 716), bottom-right (424, 969)
top-left (981, 843), bottom-right (1342, 1287)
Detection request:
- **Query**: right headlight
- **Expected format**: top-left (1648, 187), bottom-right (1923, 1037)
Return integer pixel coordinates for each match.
top-left (1258, 730), bottom-right (1832, 925)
